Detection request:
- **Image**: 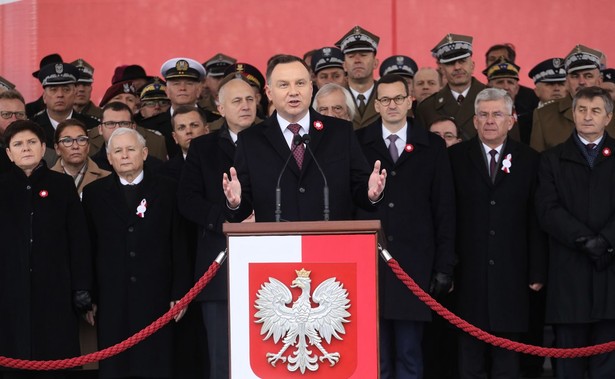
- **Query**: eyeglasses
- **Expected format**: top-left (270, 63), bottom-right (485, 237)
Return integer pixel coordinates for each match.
top-left (0, 111), bottom-right (27, 120)
top-left (376, 95), bottom-right (408, 106)
top-left (476, 112), bottom-right (510, 121)
top-left (58, 136), bottom-right (89, 147)
top-left (141, 100), bottom-right (171, 108)
top-left (101, 121), bottom-right (133, 128)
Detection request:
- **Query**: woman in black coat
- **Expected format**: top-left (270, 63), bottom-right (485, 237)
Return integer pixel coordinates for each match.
top-left (0, 121), bottom-right (93, 378)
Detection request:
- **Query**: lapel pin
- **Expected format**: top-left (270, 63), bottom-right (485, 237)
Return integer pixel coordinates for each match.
top-left (39, 190), bottom-right (48, 198)
top-left (404, 144), bottom-right (414, 153)
top-left (501, 153), bottom-right (512, 174)
top-left (313, 120), bottom-right (324, 131)
top-left (603, 147), bottom-right (612, 157)
top-left (136, 199), bottom-right (147, 218)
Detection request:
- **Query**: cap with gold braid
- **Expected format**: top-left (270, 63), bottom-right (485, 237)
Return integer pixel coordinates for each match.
top-left (482, 57), bottom-right (520, 81)
top-left (160, 57), bottom-right (206, 81)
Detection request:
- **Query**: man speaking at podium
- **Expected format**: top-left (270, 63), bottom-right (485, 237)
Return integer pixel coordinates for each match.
top-left (223, 55), bottom-right (386, 222)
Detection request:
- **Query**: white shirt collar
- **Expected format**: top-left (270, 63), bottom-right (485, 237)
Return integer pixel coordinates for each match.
top-left (482, 142), bottom-right (504, 156)
top-left (382, 123), bottom-right (408, 145)
top-left (277, 111), bottom-right (310, 148)
top-left (349, 84), bottom-right (375, 104)
top-left (451, 86), bottom-right (471, 102)
top-left (48, 110), bottom-right (73, 130)
top-left (119, 170), bottom-right (144, 185)
top-left (229, 130), bottom-right (238, 144)
top-left (578, 134), bottom-right (604, 146)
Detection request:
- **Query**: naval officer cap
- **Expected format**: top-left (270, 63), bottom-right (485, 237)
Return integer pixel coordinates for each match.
top-left (311, 47), bottom-right (345, 74)
top-left (37, 63), bottom-right (80, 87)
top-left (379, 55), bottom-right (418, 78)
top-left (335, 25), bottom-right (380, 54)
top-left (70, 58), bottom-right (94, 84)
top-left (161, 58), bottom-right (206, 81)
top-left (482, 57), bottom-right (520, 81)
top-left (431, 33), bottom-right (473, 64)
top-left (204, 53), bottom-right (237, 77)
top-left (564, 45), bottom-right (602, 74)
top-left (527, 58), bottom-right (566, 84)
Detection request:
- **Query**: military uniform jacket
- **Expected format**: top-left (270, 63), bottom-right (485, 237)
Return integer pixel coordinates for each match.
top-left (228, 109), bottom-right (374, 222)
top-left (178, 124), bottom-right (237, 301)
top-left (416, 77), bottom-right (486, 140)
top-left (82, 170), bottom-right (191, 378)
top-left (350, 84), bottom-right (380, 130)
top-left (536, 133), bottom-right (615, 323)
top-left (31, 110), bottom-right (99, 147)
top-left (79, 101), bottom-right (103, 121)
top-left (449, 137), bottom-right (546, 332)
top-left (355, 118), bottom-right (456, 321)
top-left (0, 164), bottom-right (91, 361)
top-left (530, 95), bottom-right (615, 152)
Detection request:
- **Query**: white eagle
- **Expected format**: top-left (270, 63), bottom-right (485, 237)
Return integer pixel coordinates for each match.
top-left (254, 268), bottom-right (351, 373)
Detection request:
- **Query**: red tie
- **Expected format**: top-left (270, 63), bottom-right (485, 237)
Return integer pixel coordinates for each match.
top-left (287, 123), bottom-right (304, 169)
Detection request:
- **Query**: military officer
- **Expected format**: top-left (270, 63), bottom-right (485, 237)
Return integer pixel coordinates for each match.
top-left (528, 58), bottom-right (568, 108)
top-left (71, 58), bottom-right (103, 120)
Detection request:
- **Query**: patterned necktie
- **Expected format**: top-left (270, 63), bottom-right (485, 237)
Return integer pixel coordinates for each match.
top-left (387, 134), bottom-right (399, 163)
top-left (489, 149), bottom-right (498, 182)
top-left (585, 143), bottom-right (596, 153)
top-left (457, 94), bottom-right (465, 104)
top-left (357, 94), bottom-right (367, 115)
top-left (287, 123), bottom-right (305, 169)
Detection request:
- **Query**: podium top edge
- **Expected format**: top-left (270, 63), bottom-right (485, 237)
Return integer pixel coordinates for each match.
top-left (223, 220), bottom-right (381, 235)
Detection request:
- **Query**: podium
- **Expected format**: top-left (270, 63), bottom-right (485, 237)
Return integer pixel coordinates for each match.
top-left (224, 220), bottom-right (381, 378)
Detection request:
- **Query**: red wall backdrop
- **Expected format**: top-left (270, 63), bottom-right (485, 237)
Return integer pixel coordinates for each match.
top-left (1, 0), bottom-right (614, 104)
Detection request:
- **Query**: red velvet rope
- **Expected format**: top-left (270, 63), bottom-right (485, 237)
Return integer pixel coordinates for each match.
top-left (3, 254), bottom-right (615, 371)
top-left (0, 261), bottom-right (221, 370)
top-left (386, 258), bottom-right (615, 358)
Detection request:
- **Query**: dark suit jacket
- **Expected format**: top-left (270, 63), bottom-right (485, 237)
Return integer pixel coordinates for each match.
top-left (31, 110), bottom-right (99, 147)
top-left (178, 124), bottom-right (237, 301)
top-left (136, 109), bottom-right (179, 158)
top-left (228, 109), bottom-right (373, 222)
top-left (536, 133), bottom-right (615, 323)
top-left (82, 170), bottom-right (190, 378)
top-left (515, 85), bottom-right (539, 145)
top-left (449, 137), bottom-right (546, 333)
top-left (356, 118), bottom-right (456, 321)
top-left (416, 77), bottom-right (486, 140)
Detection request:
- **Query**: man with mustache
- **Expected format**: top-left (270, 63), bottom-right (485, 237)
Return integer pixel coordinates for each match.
top-left (416, 33), bottom-right (486, 141)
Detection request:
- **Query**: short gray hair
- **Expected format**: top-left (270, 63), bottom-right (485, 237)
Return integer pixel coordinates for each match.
top-left (572, 86), bottom-right (614, 114)
top-left (312, 83), bottom-right (356, 119)
top-left (106, 127), bottom-right (146, 153)
top-left (474, 88), bottom-right (513, 115)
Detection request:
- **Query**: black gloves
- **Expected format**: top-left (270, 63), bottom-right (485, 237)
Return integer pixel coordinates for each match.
top-left (575, 235), bottom-right (615, 271)
top-left (429, 272), bottom-right (453, 299)
top-left (73, 290), bottom-right (93, 315)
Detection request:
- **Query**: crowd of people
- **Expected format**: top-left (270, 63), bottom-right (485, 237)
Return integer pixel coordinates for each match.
top-left (0, 25), bottom-right (614, 379)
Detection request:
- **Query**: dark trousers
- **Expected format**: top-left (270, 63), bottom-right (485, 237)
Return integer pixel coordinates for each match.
top-left (458, 332), bottom-right (520, 379)
top-left (201, 301), bottom-right (229, 379)
top-left (554, 321), bottom-right (615, 379)
top-left (380, 319), bottom-right (425, 379)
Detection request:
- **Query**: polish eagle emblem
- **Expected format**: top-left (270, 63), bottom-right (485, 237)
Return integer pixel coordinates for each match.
top-left (254, 268), bottom-right (351, 373)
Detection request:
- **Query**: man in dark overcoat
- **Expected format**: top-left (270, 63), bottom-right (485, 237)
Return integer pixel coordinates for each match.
top-left (177, 75), bottom-right (257, 378)
top-left (536, 86), bottom-right (615, 378)
top-left (82, 127), bottom-right (190, 379)
top-left (355, 74), bottom-right (455, 379)
top-left (449, 88), bottom-right (546, 378)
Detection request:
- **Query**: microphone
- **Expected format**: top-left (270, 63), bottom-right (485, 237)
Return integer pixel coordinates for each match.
top-left (302, 135), bottom-right (330, 221)
top-left (275, 134), bottom-right (303, 222)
